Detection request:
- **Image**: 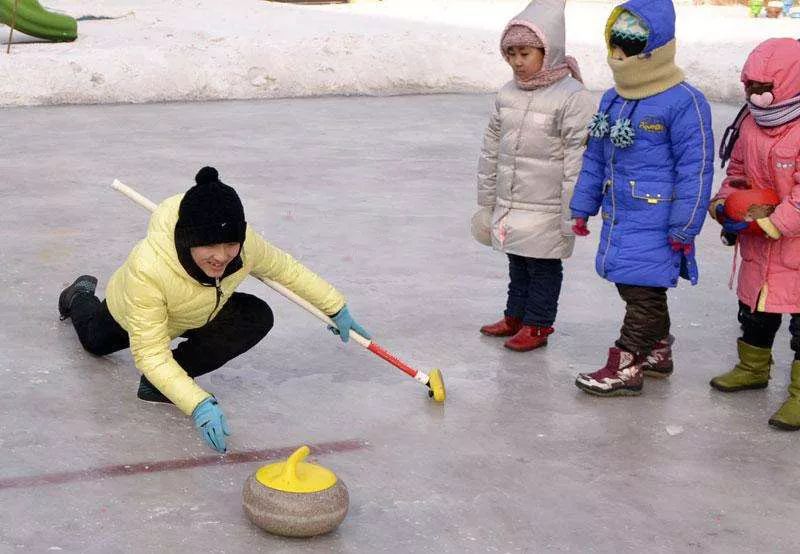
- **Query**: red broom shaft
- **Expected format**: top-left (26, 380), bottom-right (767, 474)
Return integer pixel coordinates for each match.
top-left (367, 342), bottom-right (418, 378)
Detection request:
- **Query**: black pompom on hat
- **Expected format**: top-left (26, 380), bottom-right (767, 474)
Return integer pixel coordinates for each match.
top-left (175, 166), bottom-right (247, 248)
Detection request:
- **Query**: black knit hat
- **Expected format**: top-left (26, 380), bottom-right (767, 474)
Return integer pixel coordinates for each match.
top-left (610, 34), bottom-right (647, 58)
top-left (175, 167), bottom-right (247, 248)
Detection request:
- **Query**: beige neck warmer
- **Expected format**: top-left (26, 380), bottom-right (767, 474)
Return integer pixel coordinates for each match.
top-left (608, 39), bottom-right (685, 100)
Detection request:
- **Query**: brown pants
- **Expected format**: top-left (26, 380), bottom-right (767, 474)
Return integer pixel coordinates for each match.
top-left (615, 284), bottom-right (670, 355)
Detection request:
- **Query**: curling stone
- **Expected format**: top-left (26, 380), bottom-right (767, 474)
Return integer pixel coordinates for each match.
top-left (243, 445), bottom-right (349, 538)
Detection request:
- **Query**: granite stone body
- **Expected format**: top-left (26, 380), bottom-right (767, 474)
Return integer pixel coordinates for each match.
top-left (242, 474), bottom-right (349, 538)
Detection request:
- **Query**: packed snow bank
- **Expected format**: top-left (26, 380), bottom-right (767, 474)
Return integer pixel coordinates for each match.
top-left (0, 0), bottom-right (798, 107)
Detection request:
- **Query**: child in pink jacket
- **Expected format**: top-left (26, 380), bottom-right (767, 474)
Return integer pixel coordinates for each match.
top-left (709, 38), bottom-right (800, 431)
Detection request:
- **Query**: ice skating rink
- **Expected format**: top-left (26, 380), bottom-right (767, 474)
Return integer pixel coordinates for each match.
top-left (2, 95), bottom-right (798, 553)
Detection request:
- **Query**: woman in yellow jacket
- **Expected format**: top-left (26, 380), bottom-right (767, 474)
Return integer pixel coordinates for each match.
top-left (58, 167), bottom-right (370, 453)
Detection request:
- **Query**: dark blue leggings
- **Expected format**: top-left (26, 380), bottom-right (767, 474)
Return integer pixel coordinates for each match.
top-left (504, 254), bottom-right (563, 327)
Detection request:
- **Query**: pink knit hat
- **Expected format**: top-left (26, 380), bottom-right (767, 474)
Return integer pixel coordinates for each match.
top-left (501, 25), bottom-right (544, 53)
top-left (499, 20), bottom-right (583, 90)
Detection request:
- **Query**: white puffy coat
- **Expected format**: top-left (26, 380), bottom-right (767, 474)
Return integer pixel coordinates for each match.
top-left (475, 0), bottom-right (596, 259)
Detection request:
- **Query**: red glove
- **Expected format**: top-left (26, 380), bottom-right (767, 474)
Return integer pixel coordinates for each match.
top-left (668, 236), bottom-right (693, 255)
top-left (572, 218), bottom-right (590, 236)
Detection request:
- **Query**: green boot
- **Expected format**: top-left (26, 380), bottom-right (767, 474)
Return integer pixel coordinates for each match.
top-left (709, 340), bottom-right (771, 392)
top-left (769, 361), bottom-right (800, 431)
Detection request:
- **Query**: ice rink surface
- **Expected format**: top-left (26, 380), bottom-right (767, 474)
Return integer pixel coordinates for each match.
top-left (1, 94), bottom-right (798, 552)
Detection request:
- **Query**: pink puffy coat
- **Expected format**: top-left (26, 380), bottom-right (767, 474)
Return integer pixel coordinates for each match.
top-left (713, 38), bottom-right (800, 313)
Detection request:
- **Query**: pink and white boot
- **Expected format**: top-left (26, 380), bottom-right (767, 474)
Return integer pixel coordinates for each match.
top-left (641, 335), bottom-right (675, 378)
top-left (575, 347), bottom-right (644, 397)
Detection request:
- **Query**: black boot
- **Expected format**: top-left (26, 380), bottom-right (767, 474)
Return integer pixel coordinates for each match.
top-left (137, 375), bottom-right (172, 404)
top-left (58, 275), bottom-right (98, 320)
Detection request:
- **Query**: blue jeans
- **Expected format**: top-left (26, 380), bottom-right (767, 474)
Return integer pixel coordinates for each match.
top-left (504, 254), bottom-right (563, 327)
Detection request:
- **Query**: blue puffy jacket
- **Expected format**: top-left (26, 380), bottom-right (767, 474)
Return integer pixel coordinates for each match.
top-left (570, 0), bottom-right (714, 288)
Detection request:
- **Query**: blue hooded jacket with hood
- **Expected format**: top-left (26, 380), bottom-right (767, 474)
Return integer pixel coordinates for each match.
top-left (569, 0), bottom-right (714, 288)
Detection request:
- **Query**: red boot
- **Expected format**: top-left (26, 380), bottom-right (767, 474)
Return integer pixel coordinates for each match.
top-left (480, 316), bottom-right (522, 337)
top-left (641, 335), bottom-right (675, 378)
top-left (575, 347), bottom-right (644, 396)
top-left (503, 325), bottom-right (554, 352)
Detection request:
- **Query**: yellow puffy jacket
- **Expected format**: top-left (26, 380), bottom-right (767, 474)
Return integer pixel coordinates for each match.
top-left (106, 194), bottom-right (345, 415)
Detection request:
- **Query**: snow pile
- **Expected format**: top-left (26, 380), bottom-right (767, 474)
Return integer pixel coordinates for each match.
top-left (0, 0), bottom-right (798, 107)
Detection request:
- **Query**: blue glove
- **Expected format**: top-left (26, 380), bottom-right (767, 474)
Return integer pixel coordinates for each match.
top-left (716, 204), bottom-right (749, 234)
top-left (192, 397), bottom-right (230, 453)
top-left (328, 305), bottom-right (371, 343)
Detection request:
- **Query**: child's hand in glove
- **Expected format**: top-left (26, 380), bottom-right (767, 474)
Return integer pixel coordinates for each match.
top-left (668, 236), bottom-right (693, 255)
top-left (192, 397), bottom-right (229, 453)
top-left (571, 218), bottom-right (590, 236)
top-left (329, 305), bottom-right (371, 343)
top-left (756, 217), bottom-right (781, 240)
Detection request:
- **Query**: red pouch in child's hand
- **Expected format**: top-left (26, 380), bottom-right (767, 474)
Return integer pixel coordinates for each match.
top-left (724, 188), bottom-right (780, 234)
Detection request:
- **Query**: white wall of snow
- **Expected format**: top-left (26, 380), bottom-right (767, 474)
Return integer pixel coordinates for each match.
top-left (0, 0), bottom-right (798, 107)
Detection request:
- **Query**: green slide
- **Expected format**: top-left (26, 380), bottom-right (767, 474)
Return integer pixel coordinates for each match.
top-left (0, 0), bottom-right (77, 42)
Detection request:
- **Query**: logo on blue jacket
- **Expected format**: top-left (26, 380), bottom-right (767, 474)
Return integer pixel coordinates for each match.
top-left (638, 117), bottom-right (666, 133)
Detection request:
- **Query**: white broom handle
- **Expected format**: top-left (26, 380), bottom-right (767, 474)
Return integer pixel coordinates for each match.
top-left (110, 180), bottom-right (371, 348)
top-left (111, 180), bottom-right (158, 212)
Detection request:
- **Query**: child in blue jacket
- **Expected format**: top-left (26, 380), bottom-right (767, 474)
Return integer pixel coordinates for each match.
top-left (569, 0), bottom-right (714, 396)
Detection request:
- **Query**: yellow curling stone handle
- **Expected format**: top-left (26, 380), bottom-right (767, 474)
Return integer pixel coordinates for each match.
top-left (255, 446), bottom-right (338, 493)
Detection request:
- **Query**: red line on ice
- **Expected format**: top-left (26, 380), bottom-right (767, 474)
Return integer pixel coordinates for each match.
top-left (0, 439), bottom-right (367, 490)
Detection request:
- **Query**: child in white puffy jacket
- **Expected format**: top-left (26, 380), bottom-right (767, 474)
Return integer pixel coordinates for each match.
top-left (473, 0), bottom-right (595, 352)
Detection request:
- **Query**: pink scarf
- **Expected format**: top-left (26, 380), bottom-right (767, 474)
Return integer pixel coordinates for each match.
top-left (514, 56), bottom-right (583, 91)
top-left (501, 21), bottom-right (583, 91)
